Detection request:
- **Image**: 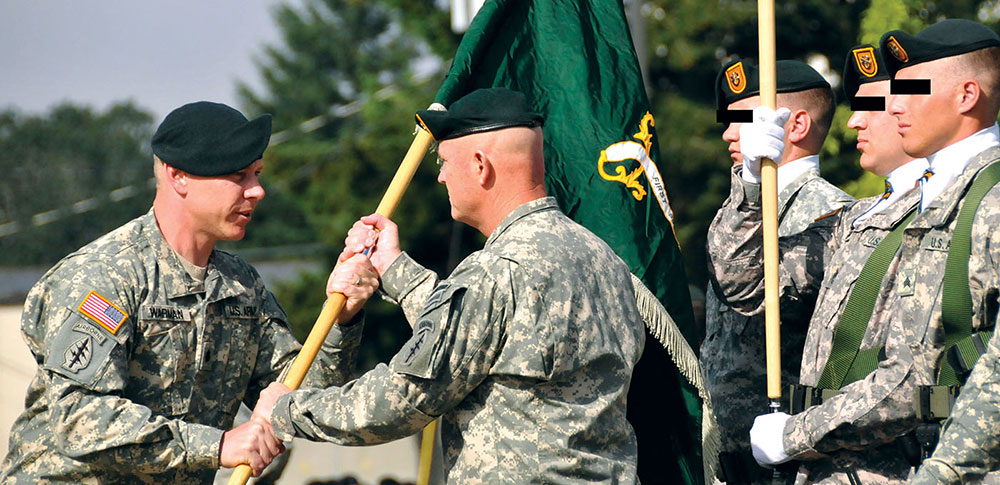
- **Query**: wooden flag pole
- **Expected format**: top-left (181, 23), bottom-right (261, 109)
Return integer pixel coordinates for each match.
top-left (228, 127), bottom-right (436, 485)
top-left (757, 0), bottom-right (783, 412)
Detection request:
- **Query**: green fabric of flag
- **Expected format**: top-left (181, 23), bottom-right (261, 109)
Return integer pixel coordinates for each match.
top-left (433, 1), bottom-right (702, 482)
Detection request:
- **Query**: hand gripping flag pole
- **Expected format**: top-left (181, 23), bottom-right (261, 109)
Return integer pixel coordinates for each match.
top-left (228, 126), bottom-right (435, 485)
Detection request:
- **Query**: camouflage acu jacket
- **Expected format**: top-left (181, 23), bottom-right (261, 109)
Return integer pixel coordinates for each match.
top-left (912, 317), bottom-right (1000, 484)
top-left (707, 166), bottom-right (930, 482)
top-left (900, 148), bottom-right (1000, 484)
top-left (702, 165), bottom-right (852, 459)
top-left (269, 197), bottom-right (645, 483)
top-left (0, 210), bottom-right (361, 484)
top-left (711, 148), bottom-right (1000, 483)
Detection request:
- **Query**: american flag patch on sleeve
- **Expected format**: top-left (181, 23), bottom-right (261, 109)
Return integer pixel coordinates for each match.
top-left (78, 291), bottom-right (128, 335)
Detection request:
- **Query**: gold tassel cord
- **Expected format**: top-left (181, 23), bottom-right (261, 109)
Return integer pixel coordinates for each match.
top-left (630, 273), bottom-right (721, 482)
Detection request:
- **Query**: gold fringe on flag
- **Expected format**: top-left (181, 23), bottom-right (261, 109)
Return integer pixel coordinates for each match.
top-left (631, 273), bottom-right (720, 482)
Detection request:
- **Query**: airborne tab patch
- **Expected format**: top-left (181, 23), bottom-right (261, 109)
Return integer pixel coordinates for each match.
top-left (78, 291), bottom-right (128, 335)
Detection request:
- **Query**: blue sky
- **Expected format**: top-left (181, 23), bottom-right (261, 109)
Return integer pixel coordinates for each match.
top-left (0, 1), bottom-right (294, 122)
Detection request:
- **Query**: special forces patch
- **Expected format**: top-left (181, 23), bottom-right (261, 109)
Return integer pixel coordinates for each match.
top-left (885, 36), bottom-right (909, 63)
top-left (402, 321), bottom-right (433, 366)
top-left (725, 61), bottom-right (747, 94)
top-left (853, 46), bottom-right (878, 77)
top-left (62, 336), bottom-right (92, 373)
top-left (46, 311), bottom-right (120, 385)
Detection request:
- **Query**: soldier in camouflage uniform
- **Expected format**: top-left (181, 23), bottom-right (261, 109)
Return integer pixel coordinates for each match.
top-left (254, 88), bottom-right (645, 483)
top-left (912, 309), bottom-right (1000, 483)
top-left (892, 20), bottom-right (1000, 484)
top-left (702, 59), bottom-right (853, 483)
top-left (712, 46), bottom-right (927, 482)
top-left (724, 20), bottom-right (1000, 483)
top-left (0, 102), bottom-right (378, 483)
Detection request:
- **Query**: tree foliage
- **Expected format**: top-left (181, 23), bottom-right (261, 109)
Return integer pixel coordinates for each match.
top-left (5, 0), bottom-right (1000, 362)
top-left (642, 0), bottom-right (995, 289)
top-left (237, 0), bottom-right (472, 367)
top-left (0, 102), bottom-right (154, 265)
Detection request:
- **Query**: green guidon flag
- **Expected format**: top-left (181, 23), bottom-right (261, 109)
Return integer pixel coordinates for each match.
top-left (432, 0), bottom-right (703, 482)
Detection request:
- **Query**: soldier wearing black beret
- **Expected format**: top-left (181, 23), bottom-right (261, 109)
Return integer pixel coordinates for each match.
top-left (252, 87), bottom-right (646, 483)
top-left (703, 59), bottom-right (853, 483)
top-left (0, 101), bottom-right (380, 482)
top-left (719, 43), bottom-right (928, 484)
top-left (872, 19), bottom-right (1000, 484)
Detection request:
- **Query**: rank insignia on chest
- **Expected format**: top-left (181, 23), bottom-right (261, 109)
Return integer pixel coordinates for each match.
top-left (78, 291), bottom-right (128, 335)
top-left (897, 266), bottom-right (916, 297)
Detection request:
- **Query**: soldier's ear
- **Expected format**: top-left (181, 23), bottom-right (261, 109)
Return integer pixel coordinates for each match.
top-left (163, 163), bottom-right (190, 196)
top-left (786, 109), bottom-right (812, 144)
top-left (956, 78), bottom-right (982, 115)
top-left (473, 150), bottom-right (494, 189)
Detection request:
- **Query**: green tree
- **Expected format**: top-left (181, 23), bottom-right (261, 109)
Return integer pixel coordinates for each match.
top-left (238, 0), bottom-right (468, 368)
top-left (0, 102), bottom-right (155, 265)
top-left (642, 0), bottom-right (995, 293)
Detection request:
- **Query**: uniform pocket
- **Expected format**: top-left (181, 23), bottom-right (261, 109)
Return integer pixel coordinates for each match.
top-left (128, 317), bottom-right (195, 417)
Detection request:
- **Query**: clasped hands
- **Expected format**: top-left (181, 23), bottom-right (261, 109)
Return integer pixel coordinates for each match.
top-left (219, 214), bottom-right (396, 475)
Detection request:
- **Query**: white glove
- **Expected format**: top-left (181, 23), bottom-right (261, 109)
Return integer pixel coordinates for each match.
top-left (739, 106), bottom-right (791, 183)
top-left (750, 412), bottom-right (793, 466)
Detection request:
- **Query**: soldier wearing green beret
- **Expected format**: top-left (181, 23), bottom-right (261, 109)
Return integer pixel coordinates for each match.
top-left (712, 44), bottom-right (930, 483)
top-left (871, 19), bottom-right (1000, 484)
top-left (0, 101), bottom-right (379, 482)
top-left (252, 87), bottom-right (645, 483)
top-left (701, 58), bottom-right (853, 483)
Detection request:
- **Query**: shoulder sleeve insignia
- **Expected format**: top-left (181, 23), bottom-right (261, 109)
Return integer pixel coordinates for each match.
top-left (814, 206), bottom-right (844, 222)
top-left (78, 290), bottom-right (128, 335)
top-left (886, 36), bottom-right (909, 63)
top-left (725, 61), bottom-right (747, 94)
top-left (853, 46), bottom-right (878, 77)
top-left (62, 336), bottom-right (93, 373)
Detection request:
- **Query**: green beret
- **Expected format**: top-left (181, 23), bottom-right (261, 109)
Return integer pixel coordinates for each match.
top-left (880, 19), bottom-right (1000, 76)
top-left (151, 101), bottom-right (272, 176)
top-left (715, 59), bottom-right (831, 111)
top-left (415, 88), bottom-right (544, 141)
top-left (842, 44), bottom-right (891, 100)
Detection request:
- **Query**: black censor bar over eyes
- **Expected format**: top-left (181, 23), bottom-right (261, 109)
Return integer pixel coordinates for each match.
top-left (851, 96), bottom-right (886, 112)
top-left (717, 109), bottom-right (753, 124)
top-left (891, 79), bottom-right (931, 95)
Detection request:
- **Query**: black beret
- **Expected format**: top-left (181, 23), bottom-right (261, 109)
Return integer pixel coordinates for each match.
top-left (842, 45), bottom-right (891, 100)
top-left (151, 101), bottom-right (272, 176)
top-left (880, 19), bottom-right (1000, 76)
top-left (415, 88), bottom-right (544, 141)
top-left (715, 59), bottom-right (831, 111)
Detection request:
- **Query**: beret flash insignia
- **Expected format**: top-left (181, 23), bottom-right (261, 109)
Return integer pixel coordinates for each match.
top-left (886, 35), bottom-right (909, 63)
top-left (853, 46), bottom-right (878, 77)
top-left (726, 61), bottom-right (747, 94)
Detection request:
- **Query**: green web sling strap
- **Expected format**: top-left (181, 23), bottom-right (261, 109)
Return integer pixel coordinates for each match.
top-left (817, 161), bottom-right (1000, 392)
top-left (815, 207), bottom-right (917, 390)
top-left (935, 161), bottom-right (1000, 387)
